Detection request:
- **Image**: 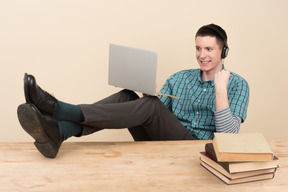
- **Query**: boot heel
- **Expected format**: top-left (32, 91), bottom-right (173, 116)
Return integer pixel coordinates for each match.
top-left (34, 140), bottom-right (59, 159)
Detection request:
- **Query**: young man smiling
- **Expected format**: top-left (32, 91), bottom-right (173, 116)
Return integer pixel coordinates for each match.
top-left (196, 34), bottom-right (231, 111)
top-left (17, 24), bottom-right (249, 158)
top-left (152, 24), bottom-right (249, 139)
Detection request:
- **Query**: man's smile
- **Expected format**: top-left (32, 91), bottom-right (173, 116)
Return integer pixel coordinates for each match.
top-left (200, 60), bottom-right (211, 64)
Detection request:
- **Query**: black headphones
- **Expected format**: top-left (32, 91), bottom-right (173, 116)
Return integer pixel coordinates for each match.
top-left (202, 25), bottom-right (229, 59)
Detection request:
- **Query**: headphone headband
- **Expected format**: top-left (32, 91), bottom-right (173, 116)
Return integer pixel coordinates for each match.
top-left (201, 25), bottom-right (227, 44)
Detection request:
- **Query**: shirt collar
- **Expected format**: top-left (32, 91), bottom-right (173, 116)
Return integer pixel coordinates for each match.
top-left (198, 65), bottom-right (225, 84)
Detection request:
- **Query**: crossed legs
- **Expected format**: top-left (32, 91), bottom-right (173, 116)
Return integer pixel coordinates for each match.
top-left (17, 74), bottom-right (196, 158)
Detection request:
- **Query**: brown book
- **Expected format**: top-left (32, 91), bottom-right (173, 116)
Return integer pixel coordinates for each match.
top-left (200, 161), bottom-right (276, 185)
top-left (204, 143), bottom-right (279, 173)
top-left (212, 133), bottom-right (274, 162)
top-left (200, 152), bottom-right (277, 178)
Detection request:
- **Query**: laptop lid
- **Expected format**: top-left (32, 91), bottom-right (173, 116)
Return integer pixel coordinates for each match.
top-left (108, 44), bottom-right (157, 95)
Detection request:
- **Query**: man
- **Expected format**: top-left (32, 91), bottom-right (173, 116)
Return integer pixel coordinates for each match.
top-left (17, 24), bottom-right (249, 158)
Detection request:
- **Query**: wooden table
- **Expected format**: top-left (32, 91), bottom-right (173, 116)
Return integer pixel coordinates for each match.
top-left (0, 139), bottom-right (287, 191)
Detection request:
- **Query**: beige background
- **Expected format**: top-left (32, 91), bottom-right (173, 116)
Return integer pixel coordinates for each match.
top-left (0, 0), bottom-right (287, 142)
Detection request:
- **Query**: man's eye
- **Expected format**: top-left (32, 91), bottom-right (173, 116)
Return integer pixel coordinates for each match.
top-left (196, 47), bottom-right (200, 51)
top-left (207, 48), bottom-right (212, 51)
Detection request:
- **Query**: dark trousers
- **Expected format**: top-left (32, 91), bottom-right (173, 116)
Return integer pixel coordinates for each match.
top-left (80, 90), bottom-right (196, 141)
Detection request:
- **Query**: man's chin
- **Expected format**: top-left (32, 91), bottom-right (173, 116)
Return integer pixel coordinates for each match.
top-left (200, 66), bottom-right (210, 72)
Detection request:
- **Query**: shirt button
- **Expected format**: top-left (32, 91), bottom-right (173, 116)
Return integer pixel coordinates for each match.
top-left (196, 112), bottom-right (199, 115)
top-left (204, 89), bottom-right (206, 92)
top-left (198, 100), bottom-right (200, 102)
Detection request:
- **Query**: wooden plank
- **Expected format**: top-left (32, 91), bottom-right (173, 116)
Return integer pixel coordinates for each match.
top-left (0, 139), bottom-right (287, 192)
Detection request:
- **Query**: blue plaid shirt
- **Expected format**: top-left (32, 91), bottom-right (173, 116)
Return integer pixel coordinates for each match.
top-left (158, 69), bottom-right (249, 140)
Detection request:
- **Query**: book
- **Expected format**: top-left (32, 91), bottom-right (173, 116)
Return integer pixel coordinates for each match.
top-left (200, 161), bottom-right (276, 185)
top-left (200, 152), bottom-right (277, 178)
top-left (204, 143), bottom-right (279, 173)
top-left (212, 133), bottom-right (274, 162)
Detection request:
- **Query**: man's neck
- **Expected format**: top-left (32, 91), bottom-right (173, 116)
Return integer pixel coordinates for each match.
top-left (201, 72), bottom-right (214, 82)
top-left (201, 65), bottom-right (224, 82)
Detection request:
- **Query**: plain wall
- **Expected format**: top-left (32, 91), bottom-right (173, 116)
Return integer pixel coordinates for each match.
top-left (1, 0), bottom-right (287, 142)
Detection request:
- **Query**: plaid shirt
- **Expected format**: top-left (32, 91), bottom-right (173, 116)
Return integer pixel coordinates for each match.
top-left (159, 68), bottom-right (249, 140)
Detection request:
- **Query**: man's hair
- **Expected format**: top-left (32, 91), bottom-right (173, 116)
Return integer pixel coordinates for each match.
top-left (195, 24), bottom-right (228, 49)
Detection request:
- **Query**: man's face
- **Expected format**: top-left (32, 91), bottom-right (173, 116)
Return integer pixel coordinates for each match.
top-left (195, 36), bottom-right (223, 78)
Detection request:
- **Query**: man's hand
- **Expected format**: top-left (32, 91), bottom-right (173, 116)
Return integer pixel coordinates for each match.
top-left (214, 69), bottom-right (230, 111)
top-left (214, 69), bottom-right (230, 91)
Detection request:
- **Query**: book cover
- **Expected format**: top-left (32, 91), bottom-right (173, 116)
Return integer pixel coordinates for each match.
top-left (200, 161), bottom-right (276, 185)
top-left (212, 133), bottom-right (274, 162)
top-left (204, 143), bottom-right (279, 173)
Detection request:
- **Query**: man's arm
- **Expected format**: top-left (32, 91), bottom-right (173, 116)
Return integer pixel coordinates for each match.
top-left (214, 69), bottom-right (241, 133)
top-left (214, 69), bottom-right (230, 111)
top-left (214, 107), bottom-right (241, 133)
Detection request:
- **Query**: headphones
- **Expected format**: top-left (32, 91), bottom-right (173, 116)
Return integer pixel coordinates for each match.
top-left (201, 25), bottom-right (229, 59)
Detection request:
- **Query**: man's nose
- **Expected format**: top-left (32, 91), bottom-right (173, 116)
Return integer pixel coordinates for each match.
top-left (199, 50), bottom-right (206, 58)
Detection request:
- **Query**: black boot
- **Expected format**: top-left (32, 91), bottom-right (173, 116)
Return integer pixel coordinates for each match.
top-left (17, 103), bottom-right (63, 158)
top-left (24, 73), bottom-right (58, 115)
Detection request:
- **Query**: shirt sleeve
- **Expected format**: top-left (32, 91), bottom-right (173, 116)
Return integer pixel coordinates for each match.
top-left (214, 107), bottom-right (241, 133)
top-left (228, 75), bottom-right (250, 122)
top-left (158, 79), bottom-right (172, 111)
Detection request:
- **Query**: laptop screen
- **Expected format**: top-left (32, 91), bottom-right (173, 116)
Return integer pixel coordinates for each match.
top-left (108, 44), bottom-right (158, 95)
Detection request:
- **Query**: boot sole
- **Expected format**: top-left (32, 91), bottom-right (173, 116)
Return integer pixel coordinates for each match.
top-left (17, 104), bottom-right (59, 158)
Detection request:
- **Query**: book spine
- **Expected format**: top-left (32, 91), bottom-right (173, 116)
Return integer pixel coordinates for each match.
top-left (205, 143), bottom-right (231, 172)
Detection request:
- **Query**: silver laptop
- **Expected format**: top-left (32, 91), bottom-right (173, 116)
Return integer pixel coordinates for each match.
top-left (108, 44), bottom-right (179, 99)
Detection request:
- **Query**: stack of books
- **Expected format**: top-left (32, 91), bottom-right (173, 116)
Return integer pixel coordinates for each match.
top-left (200, 133), bottom-right (279, 185)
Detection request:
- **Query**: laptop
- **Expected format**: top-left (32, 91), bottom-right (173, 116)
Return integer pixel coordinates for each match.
top-left (108, 44), bottom-right (179, 99)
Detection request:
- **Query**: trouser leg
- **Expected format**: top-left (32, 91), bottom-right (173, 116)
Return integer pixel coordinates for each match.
top-left (80, 94), bottom-right (196, 140)
top-left (127, 125), bottom-right (152, 141)
top-left (96, 90), bottom-right (152, 140)
top-left (54, 89), bottom-right (150, 140)
top-left (94, 89), bottom-right (139, 104)
top-left (80, 89), bottom-right (151, 140)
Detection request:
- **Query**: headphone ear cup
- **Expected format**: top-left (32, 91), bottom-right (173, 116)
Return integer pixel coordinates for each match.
top-left (221, 46), bottom-right (229, 59)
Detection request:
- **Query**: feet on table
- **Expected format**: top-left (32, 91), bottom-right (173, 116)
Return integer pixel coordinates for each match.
top-left (18, 73), bottom-right (62, 158)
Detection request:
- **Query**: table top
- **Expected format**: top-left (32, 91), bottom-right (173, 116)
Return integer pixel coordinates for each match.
top-left (0, 139), bottom-right (287, 192)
